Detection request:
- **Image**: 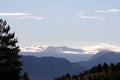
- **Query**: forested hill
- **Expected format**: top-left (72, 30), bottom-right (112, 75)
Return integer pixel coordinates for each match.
top-left (21, 56), bottom-right (84, 80)
top-left (55, 62), bottom-right (120, 80)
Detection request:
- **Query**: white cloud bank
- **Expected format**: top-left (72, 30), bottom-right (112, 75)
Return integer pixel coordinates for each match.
top-left (20, 43), bottom-right (120, 55)
top-left (0, 12), bottom-right (44, 21)
top-left (0, 12), bottom-right (29, 16)
top-left (79, 15), bottom-right (105, 20)
top-left (76, 10), bottom-right (105, 20)
top-left (94, 9), bottom-right (120, 13)
top-left (81, 43), bottom-right (120, 54)
top-left (20, 46), bottom-right (47, 52)
top-left (18, 16), bottom-right (44, 21)
top-left (76, 8), bottom-right (120, 20)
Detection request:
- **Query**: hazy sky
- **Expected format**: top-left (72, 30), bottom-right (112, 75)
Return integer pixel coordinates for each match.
top-left (0, 0), bottom-right (120, 47)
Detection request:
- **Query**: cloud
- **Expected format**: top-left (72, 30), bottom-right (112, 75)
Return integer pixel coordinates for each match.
top-left (0, 12), bottom-right (29, 16)
top-left (76, 11), bottom-right (85, 16)
top-left (20, 46), bottom-right (47, 52)
top-left (94, 9), bottom-right (120, 13)
top-left (0, 12), bottom-right (44, 21)
top-left (76, 11), bottom-right (86, 13)
top-left (76, 10), bottom-right (105, 20)
top-left (81, 43), bottom-right (120, 54)
top-left (63, 51), bottom-right (80, 54)
top-left (18, 16), bottom-right (44, 21)
top-left (79, 15), bottom-right (97, 19)
top-left (107, 9), bottom-right (120, 13)
top-left (94, 10), bottom-right (106, 13)
top-left (76, 8), bottom-right (120, 20)
top-left (76, 13), bottom-right (84, 16)
top-left (20, 43), bottom-right (120, 54)
top-left (79, 15), bottom-right (105, 20)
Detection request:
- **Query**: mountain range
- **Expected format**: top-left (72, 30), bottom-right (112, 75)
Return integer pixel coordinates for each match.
top-left (20, 43), bottom-right (120, 54)
top-left (20, 46), bottom-right (93, 62)
top-left (20, 44), bottom-right (120, 62)
top-left (21, 56), bottom-right (84, 80)
top-left (20, 45), bottom-right (120, 80)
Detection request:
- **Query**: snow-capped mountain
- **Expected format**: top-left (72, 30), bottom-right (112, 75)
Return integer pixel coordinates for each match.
top-left (42, 46), bottom-right (84, 54)
top-left (20, 46), bottom-right (92, 62)
top-left (20, 43), bottom-right (120, 62)
top-left (20, 46), bottom-right (84, 54)
top-left (20, 43), bottom-right (120, 54)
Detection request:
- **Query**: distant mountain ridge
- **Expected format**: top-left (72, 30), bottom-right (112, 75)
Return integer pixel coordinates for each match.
top-left (20, 46), bottom-right (92, 62)
top-left (79, 51), bottom-right (120, 69)
top-left (21, 50), bottom-right (120, 80)
top-left (20, 43), bottom-right (120, 54)
top-left (20, 45), bottom-right (120, 80)
top-left (21, 46), bottom-right (84, 54)
top-left (21, 56), bottom-right (85, 80)
top-left (20, 44), bottom-right (120, 62)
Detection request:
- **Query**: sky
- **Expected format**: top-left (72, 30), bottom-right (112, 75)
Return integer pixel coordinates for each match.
top-left (0, 0), bottom-right (120, 47)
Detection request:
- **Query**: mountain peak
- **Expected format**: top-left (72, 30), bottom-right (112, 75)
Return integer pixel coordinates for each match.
top-left (20, 43), bottom-right (120, 55)
top-left (91, 50), bottom-right (120, 60)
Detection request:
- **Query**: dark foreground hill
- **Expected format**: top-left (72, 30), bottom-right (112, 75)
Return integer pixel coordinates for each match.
top-left (21, 56), bottom-right (85, 80)
top-left (55, 62), bottom-right (120, 80)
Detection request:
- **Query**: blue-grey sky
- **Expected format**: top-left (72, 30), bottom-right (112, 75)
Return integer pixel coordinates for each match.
top-left (0, 0), bottom-right (120, 47)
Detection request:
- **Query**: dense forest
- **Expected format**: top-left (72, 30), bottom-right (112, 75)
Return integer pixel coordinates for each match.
top-left (55, 62), bottom-right (120, 80)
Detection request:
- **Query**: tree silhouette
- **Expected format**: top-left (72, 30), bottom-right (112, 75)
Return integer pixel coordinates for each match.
top-left (96, 64), bottom-right (102, 72)
top-left (0, 19), bottom-right (22, 80)
top-left (21, 72), bottom-right (30, 80)
top-left (55, 62), bottom-right (120, 80)
top-left (103, 63), bottom-right (109, 71)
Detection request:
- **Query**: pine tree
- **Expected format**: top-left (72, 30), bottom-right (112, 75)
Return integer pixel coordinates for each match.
top-left (0, 19), bottom-right (22, 80)
top-left (20, 72), bottom-right (30, 80)
top-left (96, 64), bottom-right (102, 72)
top-left (110, 63), bottom-right (116, 71)
top-left (103, 63), bottom-right (109, 72)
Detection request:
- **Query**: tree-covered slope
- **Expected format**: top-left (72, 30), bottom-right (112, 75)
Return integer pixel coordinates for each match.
top-left (55, 62), bottom-right (120, 80)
